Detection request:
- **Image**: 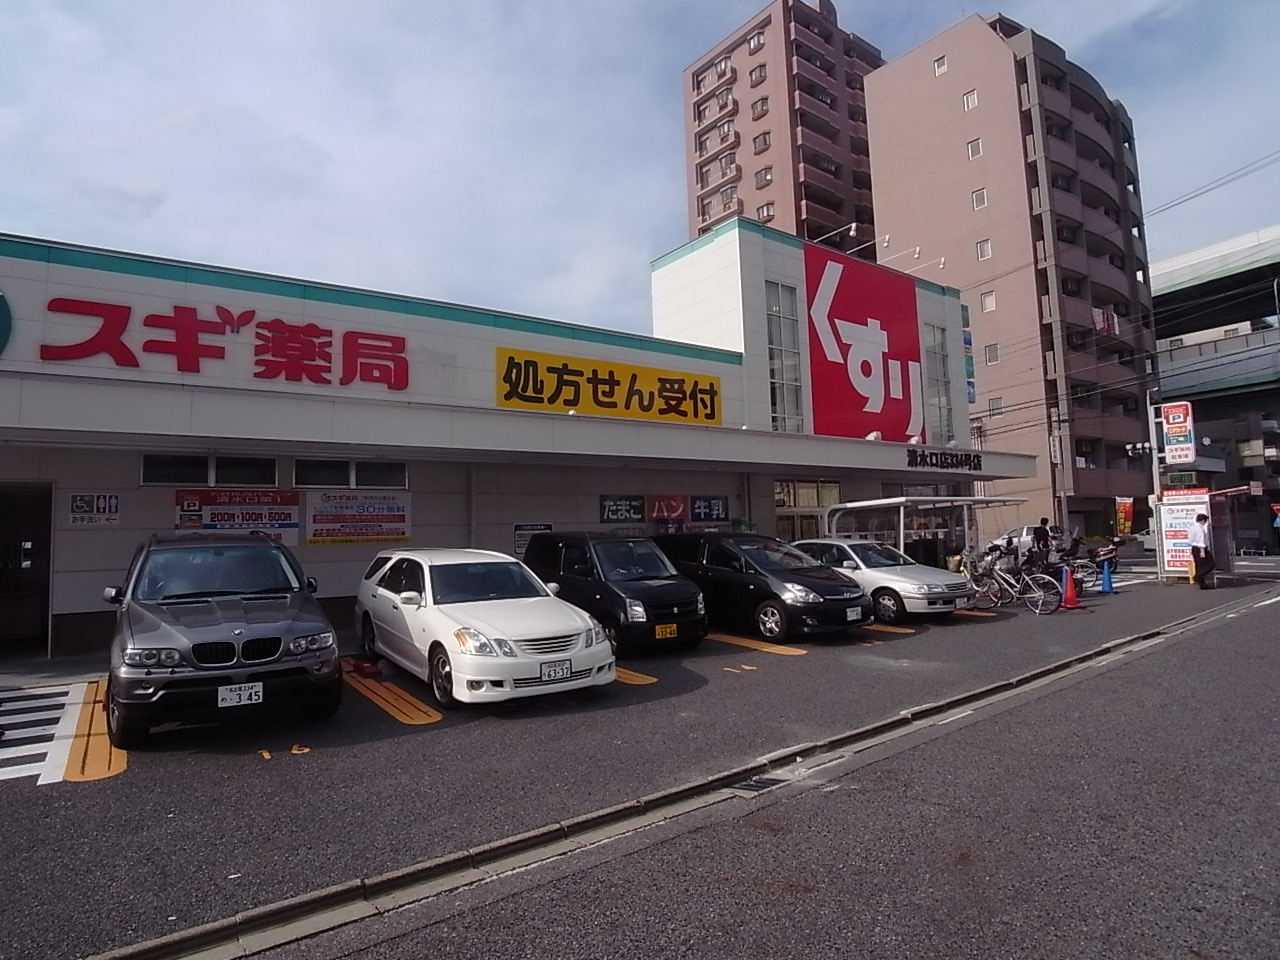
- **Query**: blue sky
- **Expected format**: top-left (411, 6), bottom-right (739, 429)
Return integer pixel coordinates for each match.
top-left (1, 0), bottom-right (1274, 334)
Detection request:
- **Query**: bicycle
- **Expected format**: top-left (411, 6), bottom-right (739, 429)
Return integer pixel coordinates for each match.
top-left (973, 548), bottom-right (1062, 614)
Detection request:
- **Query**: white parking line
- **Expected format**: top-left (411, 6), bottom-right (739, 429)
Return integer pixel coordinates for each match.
top-left (0, 683), bottom-right (88, 784)
top-left (1252, 596), bottom-right (1280, 608)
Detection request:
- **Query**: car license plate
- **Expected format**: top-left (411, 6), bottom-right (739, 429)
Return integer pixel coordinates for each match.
top-left (954, 597), bottom-right (969, 609)
top-left (846, 607), bottom-right (862, 622)
top-left (540, 659), bottom-right (572, 682)
top-left (217, 682), bottom-right (263, 708)
top-left (655, 623), bottom-right (677, 639)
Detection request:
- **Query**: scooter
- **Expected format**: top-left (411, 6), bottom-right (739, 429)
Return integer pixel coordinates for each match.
top-left (1088, 536), bottom-right (1124, 573)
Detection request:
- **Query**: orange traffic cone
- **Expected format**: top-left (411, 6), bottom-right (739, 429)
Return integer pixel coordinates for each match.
top-left (1061, 565), bottom-right (1082, 610)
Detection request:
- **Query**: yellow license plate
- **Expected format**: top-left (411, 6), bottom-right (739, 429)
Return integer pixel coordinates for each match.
top-left (655, 623), bottom-right (677, 639)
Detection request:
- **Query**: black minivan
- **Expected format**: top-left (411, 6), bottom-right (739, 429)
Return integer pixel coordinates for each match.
top-left (522, 532), bottom-right (708, 651)
top-left (652, 531), bottom-right (873, 640)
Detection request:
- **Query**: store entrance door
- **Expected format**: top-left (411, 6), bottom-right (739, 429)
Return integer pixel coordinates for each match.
top-left (0, 485), bottom-right (52, 657)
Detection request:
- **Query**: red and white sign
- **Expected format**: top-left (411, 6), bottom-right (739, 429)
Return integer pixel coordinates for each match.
top-left (175, 489), bottom-right (301, 545)
top-left (1161, 401), bottom-right (1196, 465)
top-left (804, 246), bottom-right (924, 443)
top-left (305, 492), bottom-right (411, 546)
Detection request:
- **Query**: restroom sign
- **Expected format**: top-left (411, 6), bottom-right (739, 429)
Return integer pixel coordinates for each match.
top-left (69, 492), bottom-right (120, 526)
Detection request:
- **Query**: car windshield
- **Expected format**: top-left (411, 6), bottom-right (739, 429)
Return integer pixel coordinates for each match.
top-left (846, 542), bottom-right (914, 568)
top-left (429, 562), bottom-right (548, 604)
top-left (735, 539), bottom-right (821, 571)
top-left (592, 539), bottom-right (677, 581)
top-left (135, 545), bottom-right (302, 602)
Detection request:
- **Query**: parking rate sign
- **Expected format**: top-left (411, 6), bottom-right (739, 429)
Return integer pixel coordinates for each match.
top-left (1162, 401), bottom-right (1196, 464)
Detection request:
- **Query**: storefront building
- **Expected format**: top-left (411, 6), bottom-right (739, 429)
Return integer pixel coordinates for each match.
top-left (0, 220), bottom-right (1034, 656)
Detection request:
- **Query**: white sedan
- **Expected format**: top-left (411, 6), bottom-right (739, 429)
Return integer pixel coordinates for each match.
top-left (355, 548), bottom-right (616, 705)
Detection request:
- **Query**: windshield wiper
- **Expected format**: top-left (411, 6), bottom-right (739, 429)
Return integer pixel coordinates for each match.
top-left (240, 587), bottom-right (296, 595)
top-left (158, 590), bottom-right (241, 601)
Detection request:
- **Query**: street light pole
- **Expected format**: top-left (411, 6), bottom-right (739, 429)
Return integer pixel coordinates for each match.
top-left (1147, 388), bottom-right (1165, 579)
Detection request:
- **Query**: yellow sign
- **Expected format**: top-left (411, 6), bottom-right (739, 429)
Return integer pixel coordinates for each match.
top-left (495, 348), bottom-right (722, 424)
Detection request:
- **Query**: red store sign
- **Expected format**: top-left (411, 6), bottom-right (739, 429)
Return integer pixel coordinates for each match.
top-left (38, 298), bottom-right (409, 390)
top-left (804, 246), bottom-right (924, 443)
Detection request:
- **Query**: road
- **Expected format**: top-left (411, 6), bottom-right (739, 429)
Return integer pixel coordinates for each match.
top-left (259, 575), bottom-right (1280, 960)
top-left (0, 573), bottom-right (1274, 959)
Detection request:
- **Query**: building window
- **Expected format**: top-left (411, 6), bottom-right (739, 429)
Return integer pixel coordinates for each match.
top-left (751, 96), bottom-right (769, 119)
top-left (756, 202), bottom-right (775, 222)
top-left (967, 137), bottom-right (982, 160)
top-left (1223, 327), bottom-right (1240, 338)
top-left (963, 88), bottom-right (978, 111)
top-left (976, 238), bottom-right (992, 260)
top-left (694, 73), bottom-right (707, 95)
top-left (988, 397), bottom-right (1004, 417)
top-left (984, 343), bottom-right (1000, 364)
top-left (980, 290), bottom-right (996, 312)
top-left (934, 55), bottom-right (948, 76)
top-left (716, 87), bottom-right (731, 108)
top-left (766, 280), bottom-right (804, 433)
top-left (752, 131), bottom-right (771, 153)
top-left (214, 456), bottom-right (276, 487)
top-left (699, 198), bottom-right (713, 221)
top-left (923, 323), bottom-right (955, 442)
top-left (715, 56), bottom-right (730, 78)
top-left (972, 187), bottom-right (988, 210)
top-left (1169, 337), bottom-right (1184, 348)
top-left (142, 454), bottom-right (279, 486)
top-left (141, 454), bottom-right (208, 486)
top-left (294, 459), bottom-right (408, 489)
top-left (717, 119), bottom-right (734, 142)
top-left (719, 151), bottom-right (736, 172)
top-left (749, 64), bottom-right (767, 86)
top-left (755, 166), bottom-right (773, 188)
top-left (696, 133), bottom-right (710, 155)
top-left (695, 103), bottom-right (709, 124)
top-left (748, 31), bottom-right (765, 53)
top-left (720, 185), bottom-right (737, 208)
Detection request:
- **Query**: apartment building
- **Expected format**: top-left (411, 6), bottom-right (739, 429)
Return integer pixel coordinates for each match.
top-left (681, 0), bottom-right (884, 257)
top-left (865, 15), bottom-right (1156, 535)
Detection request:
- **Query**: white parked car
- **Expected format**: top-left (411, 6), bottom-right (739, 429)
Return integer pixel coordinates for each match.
top-left (792, 538), bottom-right (976, 624)
top-left (355, 548), bottom-right (616, 705)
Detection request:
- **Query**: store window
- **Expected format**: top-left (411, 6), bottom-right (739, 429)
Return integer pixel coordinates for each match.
top-left (765, 280), bottom-right (803, 433)
top-left (294, 459), bottom-right (408, 489)
top-left (141, 454), bottom-right (277, 487)
top-left (214, 457), bottom-right (276, 487)
top-left (922, 323), bottom-right (954, 442)
top-left (141, 454), bottom-right (208, 486)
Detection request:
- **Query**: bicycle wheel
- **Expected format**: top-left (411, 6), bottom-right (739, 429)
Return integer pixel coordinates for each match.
top-left (970, 575), bottom-right (1001, 609)
top-left (1023, 573), bottom-right (1062, 614)
top-left (1072, 560), bottom-right (1098, 589)
top-left (991, 573), bottom-right (1017, 606)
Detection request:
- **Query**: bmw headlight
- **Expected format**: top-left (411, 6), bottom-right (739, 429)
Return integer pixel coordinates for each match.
top-left (124, 647), bottom-right (182, 667)
top-left (289, 631), bottom-right (335, 654)
top-left (454, 626), bottom-right (497, 656)
top-left (696, 592), bottom-right (705, 615)
top-left (781, 582), bottom-right (823, 604)
top-left (624, 599), bottom-right (646, 623)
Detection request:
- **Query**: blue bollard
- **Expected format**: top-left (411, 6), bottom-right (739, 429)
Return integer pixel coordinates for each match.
top-left (1099, 559), bottom-right (1116, 594)
top-left (1061, 565), bottom-right (1069, 594)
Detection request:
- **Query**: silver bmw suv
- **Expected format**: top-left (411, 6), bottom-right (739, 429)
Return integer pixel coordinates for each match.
top-left (102, 532), bottom-right (342, 747)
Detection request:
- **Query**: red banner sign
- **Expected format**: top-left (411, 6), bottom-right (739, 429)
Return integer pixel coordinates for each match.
top-left (804, 246), bottom-right (924, 443)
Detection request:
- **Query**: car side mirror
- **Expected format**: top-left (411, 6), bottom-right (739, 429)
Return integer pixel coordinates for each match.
top-left (397, 590), bottom-right (424, 607)
top-left (306, 577), bottom-right (318, 593)
top-left (102, 586), bottom-right (123, 605)
top-left (842, 559), bottom-right (858, 569)
top-left (546, 582), bottom-right (561, 596)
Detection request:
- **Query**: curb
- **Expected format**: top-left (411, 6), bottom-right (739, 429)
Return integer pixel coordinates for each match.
top-left (89, 584), bottom-right (1274, 960)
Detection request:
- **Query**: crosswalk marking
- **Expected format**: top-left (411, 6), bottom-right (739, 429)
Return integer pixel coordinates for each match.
top-left (0, 683), bottom-right (88, 784)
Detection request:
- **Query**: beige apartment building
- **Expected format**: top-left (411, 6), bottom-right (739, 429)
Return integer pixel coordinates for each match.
top-left (866, 14), bottom-right (1156, 535)
top-left (681, 0), bottom-right (884, 258)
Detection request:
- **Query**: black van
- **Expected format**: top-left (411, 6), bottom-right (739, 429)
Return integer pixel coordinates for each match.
top-left (522, 532), bottom-right (708, 651)
top-left (651, 531), bottom-right (873, 640)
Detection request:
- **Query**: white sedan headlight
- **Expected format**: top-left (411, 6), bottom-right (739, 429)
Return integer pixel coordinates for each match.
top-left (584, 617), bottom-right (608, 648)
top-left (452, 628), bottom-right (517, 657)
top-left (781, 582), bottom-right (823, 604)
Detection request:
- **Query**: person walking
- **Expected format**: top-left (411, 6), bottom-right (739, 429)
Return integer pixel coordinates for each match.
top-left (1031, 516), bottom-right (1052, 564)
top-left (1188, 513), bottom-right (1215, 589)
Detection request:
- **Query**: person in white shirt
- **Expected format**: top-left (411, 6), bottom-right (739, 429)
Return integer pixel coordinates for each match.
top-left (1187, 513), bottom-right (1214, 589)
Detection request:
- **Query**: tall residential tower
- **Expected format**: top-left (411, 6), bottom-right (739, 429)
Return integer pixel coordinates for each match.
top-left (682, 0), bottom-right (884, 257)
top-left (866, 15), bottom-right (1155, 533)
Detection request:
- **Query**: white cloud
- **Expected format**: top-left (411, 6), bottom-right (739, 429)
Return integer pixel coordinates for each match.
top-left (1, 0), bottom-right (1275, 331)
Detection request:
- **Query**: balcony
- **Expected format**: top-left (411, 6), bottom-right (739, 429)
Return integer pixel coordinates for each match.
top-left (790, 21), bottom-right (835, 52)
top-left (794, 87), bottom-right (839, 118)
top-left (696, 163), bottom-right (742, 196)
top-left (798, 161), bottom-right (844, 196)
top-left (1085, 254), bottom-right (1131, 296)
top-left (697, 130), bottom-right (740, 161)
top-left (693, 98), bottom-right (738, 136)
top-left (796, 124), bottom-right (837, 151)
top-left (1058, 295), bottom-right (1096, 331)
top-left (1045, 131), bottom-right (1076, 167)
top-left (1125, 186), bottom-right (1143, 220)
top-left (1068, 408), bottom-right (1146, 445)
top-left (699, 197), bottom-right (744, 227)
top-left (1053, 240), bottom-right (1090, 275)
top-left (1071, 109), bottom-right (1115, 160)
top-left (1076, 158), bottom-right (1121, 203)
top-left (1037, 80), bottom-right (1071, 118)
top-left (1080, 203), bottom-right (1120, 240)
top-left (1063, 349), bottom-right (1133, 389)
top-left (1047, 186), bottom-right (1082, 220)
top-left (1123, 142), bottom-right (1138, 180)
top-left (790, 53), bottom-right (833, 90)
top-left (800, 197), bottom-right (845, 233)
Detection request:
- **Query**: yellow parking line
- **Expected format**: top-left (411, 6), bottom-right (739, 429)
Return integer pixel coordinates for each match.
top-left (65, 679), bottom-right (127, 782)
top-left (340, 658), bottom-right (443, 725)
top-left (863, 623), bottom-right (915, 635)
top-left (709, 634), bottom-right (807, 656)
top-left (954, 609), bottom-right (998, 618)
top-left (615, 667), bottom-right (659, 685)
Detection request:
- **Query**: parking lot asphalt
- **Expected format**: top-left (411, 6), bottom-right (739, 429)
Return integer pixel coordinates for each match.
top-left (261, 576), bottom-right (1280, 960)
top-left (1, 576), bottom-right (1273, 960)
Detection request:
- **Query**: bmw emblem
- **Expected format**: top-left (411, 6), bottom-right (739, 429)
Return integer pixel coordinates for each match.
top-left (233, 628), bottom-right (244, 636)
